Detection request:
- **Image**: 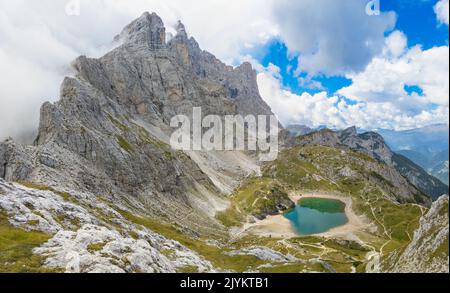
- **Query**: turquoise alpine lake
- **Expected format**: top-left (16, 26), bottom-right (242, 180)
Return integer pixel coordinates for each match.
top-left (284, 198), bottom-right (349, 235)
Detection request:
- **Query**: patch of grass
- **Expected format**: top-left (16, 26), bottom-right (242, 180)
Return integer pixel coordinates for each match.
top-left (116, 135), bottom-right (134, 153)
top-left (216, 208), bottom-right (244, 228)
top-left (18, 181), bottom-right (53, 192)
top-left (27, 220), bottom-right (40, 226)
top-left (433, 237), bottom-right (449, 258)
top-left (176, 265), bottom-right (200, 273)
top-left (70, 217), bottom-right (81, 228)
top-left (323, 239), bottom-right (370, 259)
top-left (161, 248), bottom-right (175, 258)
top-left (0, 213), bottom-right (56, 273)
top-left (298, 198), bottom-right (346, 213)
top-left (337, 178), bottom-right (365, 195)
top-left (56, 191), bottom-right (72, 202)
top-left (87, 242), bottom-right (107, 252)
top-left (164, 151), bottom-right (174, 160)
top-left (128, 230), bottom-right (140, 240)
top-left (108, 114), bottom-right (130, 132)
top-left (55, 214), bottom-right (67, 226)
top-left (24, 202), bottom-right (35, 210)
top-left (373, 200), bottom-right (422, 242)
top-left (263, 147), bottom-right (320, 188)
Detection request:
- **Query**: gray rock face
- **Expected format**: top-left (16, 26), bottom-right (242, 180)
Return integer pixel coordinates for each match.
top-left (297, 129), bottom-right (342, 148)
top-left (115, 12), bottom-right (166, 49)
top-left (0, 139), bottom-right (34, 182)
top-left (34, 225), bottom-right (175, 273)
top-left (392, 153), bottom-right (449, 201)
top-left (338, 128), bottom-right (394, 165)
top-left (387, 195), bottom-right (449, 273)
top-left (1, 12), bottom-right (277, 237)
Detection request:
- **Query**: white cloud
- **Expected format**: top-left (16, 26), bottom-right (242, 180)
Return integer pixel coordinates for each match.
top-left (272, 0), bottom-right (396, 76)
top-left (258, 70), bottom-right (346, 128)
top-left (339, 31), bottom-right (449, 111)
top-left (384, 30), bottom-right (408, 58)
top-left (256, 56), bottom-right (449, 131)
top-left (435, 0), bottom-right (449, 26)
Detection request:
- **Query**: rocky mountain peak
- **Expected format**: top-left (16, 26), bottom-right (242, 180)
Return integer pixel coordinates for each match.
top-left (1, 11), bottom-right (278, 237)
top-left (115, 12), bottom-right (166, 48)
top-left (236, 62), bottom-right (257, 80)
top-left (175, 20), bottom-right (188, 39)
top-left (338, 126), bottom-right (358, 139)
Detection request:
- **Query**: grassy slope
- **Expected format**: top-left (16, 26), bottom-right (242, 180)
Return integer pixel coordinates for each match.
top-left (216, 178), bottom-right (293, 226)
top-left (0, 213), bottom-right (57, 273)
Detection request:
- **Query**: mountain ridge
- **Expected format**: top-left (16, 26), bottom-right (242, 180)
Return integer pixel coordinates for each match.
top-left (0, 12), bottom-right (448, 273)
top-left (283, 126), bottom-right (448, 201)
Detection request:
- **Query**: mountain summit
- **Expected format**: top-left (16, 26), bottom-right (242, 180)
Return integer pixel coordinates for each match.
top-left (115, 12), bottom-right (167, 48)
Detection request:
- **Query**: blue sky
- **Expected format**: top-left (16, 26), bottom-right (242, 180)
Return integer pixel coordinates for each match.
top-left (384, 0), bottom-right (449, 48)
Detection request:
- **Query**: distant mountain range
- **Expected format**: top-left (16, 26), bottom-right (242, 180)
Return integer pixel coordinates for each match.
top-left (287, 124), bottom-right (449, 187)
top-left (286, 125), bottom-right (314, 136)
top-left (378, 124), bottom-right (449, 186)
top-left (285, 126), bottom-right (448, 201)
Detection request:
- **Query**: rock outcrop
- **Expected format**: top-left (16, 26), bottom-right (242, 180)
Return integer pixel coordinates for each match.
top-left (0, 179), bottom-right (214, 273)
top-left (388, 195), bottom-right (449, 273)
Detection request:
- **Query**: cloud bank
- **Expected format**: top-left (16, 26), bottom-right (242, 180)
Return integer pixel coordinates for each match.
top-left (255, 30), bottom-right (449, 131)
top-left (272, 0), bottom-right (396, 76)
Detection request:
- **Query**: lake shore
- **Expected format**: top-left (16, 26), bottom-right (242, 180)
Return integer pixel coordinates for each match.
top-left (240, 192), bottom-right (368, 239)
